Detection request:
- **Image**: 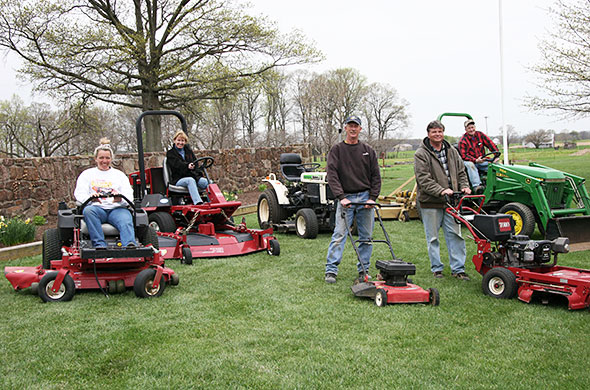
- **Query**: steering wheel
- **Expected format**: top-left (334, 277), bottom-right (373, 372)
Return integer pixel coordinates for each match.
top-left (79, 192), bottom-right (135, 215)
top-left (193, 156), bottom-right (214, 171)
top-left (481, 150), bottom-right (501, 162)
top-left (300, 163), bottom-right (321, 172)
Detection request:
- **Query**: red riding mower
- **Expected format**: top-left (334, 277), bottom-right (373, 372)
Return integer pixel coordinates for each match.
top-left (129, 110), bottom-right (279, 265)
top-left (4, 193), bottom-right (178, 302)
top-left (446, 194), bottom-right (590, 310)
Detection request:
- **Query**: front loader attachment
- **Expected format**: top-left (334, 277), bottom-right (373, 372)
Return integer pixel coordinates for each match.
top-left (546, 216), bottom-right (590, 252)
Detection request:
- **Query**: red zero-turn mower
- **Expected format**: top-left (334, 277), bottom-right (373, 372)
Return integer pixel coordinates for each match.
top-left (446, 194), bottom-right (590, 310)
top-left (129, 110), bottom-right (279, 265)
top-left (4, 193), bottom-right (178, 302)
top-left (349, 203), bottom-right (440, 307)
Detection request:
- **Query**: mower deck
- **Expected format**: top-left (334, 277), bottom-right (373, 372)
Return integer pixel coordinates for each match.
top-left (513, 265), bottom-right (590, 310)
top-left (352, 280), bottom-right (434, 304)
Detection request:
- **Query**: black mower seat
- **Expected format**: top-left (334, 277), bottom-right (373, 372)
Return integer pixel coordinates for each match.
top-left (80, 220), bottom-right (119, 236)
top-left (163, 157), bottom-right (190, 194)
top-left (280, 153), bottom-right (305, 182)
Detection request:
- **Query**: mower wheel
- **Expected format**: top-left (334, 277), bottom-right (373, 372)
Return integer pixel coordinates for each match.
top-left (482, 267), bottom-right (517, 299)
top-left (148, 212), bottom-right (176, 233)
top-left (428, 287), bottom-right (440, 306)
top-left (295, 208), bottom-right (319, 239)
top-left (375, 289), bottom-right (388, 307)
top-left (182, 246), bottom-right (193, 265)
top-left (42, 229), bottom-right (62, 269)
top-left (116, 279), bottom-right (126, 293)
top-left (141, 226), bottom-right (160, 249)
top-left (133, 269), bottom-right (166, 298)
top-left (108, 280), bottom-right (118, 294)
top-left (267, 239), bottom-right (280, 256)
top-left (30, 282), bottom-right (39, 296)
top-left (170, 273), bottom-right (180, 286)
top-left (38, 272), bottom-right (75, 303)
top-left (498, 202), bottom-right (535, 237)
top-left (257, 189), bottom-right (288, 228)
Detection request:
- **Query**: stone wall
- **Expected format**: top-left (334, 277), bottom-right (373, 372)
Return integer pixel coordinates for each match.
top-left (0, 144), bottom-right (310, 219)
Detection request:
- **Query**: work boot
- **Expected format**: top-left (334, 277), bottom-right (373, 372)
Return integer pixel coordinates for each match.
top-left (325, 273), bottom-right (337, 284)
top-left (452, 272), bottom-right (471, 281)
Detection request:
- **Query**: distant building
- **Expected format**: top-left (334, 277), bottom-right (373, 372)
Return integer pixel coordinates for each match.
top-left (392, 143), bottom-right (413, 152)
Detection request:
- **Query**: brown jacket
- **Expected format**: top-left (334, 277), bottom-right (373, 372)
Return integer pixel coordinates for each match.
top-left (414, 137), bottom-right (469, 208)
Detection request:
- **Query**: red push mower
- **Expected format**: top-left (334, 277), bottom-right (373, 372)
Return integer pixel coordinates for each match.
top-left (4, 193), bottom-right (178, 302)
top-left (349, 203), bottom-right (440, 307)
top-left (129, 111), bottom-right (280, 264)
top-left (446, 194), bottom-right (590, 310)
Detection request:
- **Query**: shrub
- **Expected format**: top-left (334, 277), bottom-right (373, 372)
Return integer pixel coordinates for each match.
top-left (0, 216), bottom-right (36, 246)
top-left (33, 215), bottom-right (47, 226)
top-left (258, 184), bottom-right (267, 192)
top-left (222, 191), bottom-right (238, 201)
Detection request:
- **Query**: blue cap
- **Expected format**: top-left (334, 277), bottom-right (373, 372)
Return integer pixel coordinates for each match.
top-left (345, 115), bottom-right (362, 126)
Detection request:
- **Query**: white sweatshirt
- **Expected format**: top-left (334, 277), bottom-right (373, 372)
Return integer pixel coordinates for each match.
top-left (74, 167), bottom-right (134, 210)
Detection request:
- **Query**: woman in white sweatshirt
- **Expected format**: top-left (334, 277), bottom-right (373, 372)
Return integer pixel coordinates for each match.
top-left (74, 138), bottom-right (137, 249)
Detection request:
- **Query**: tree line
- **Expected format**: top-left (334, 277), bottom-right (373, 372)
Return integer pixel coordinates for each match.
top-left (0, 68), bottom-right (410, 158)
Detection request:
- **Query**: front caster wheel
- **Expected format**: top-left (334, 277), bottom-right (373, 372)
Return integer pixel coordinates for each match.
top-left (38, 272), bottom-right (75, 303)
top-left (267, 239), bottom-right (280, 256)
top-left (133, 269), bottom-right (166, 298)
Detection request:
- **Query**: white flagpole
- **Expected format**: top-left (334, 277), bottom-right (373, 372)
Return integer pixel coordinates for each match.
top-left (499, 0), bottom-right (509, 164)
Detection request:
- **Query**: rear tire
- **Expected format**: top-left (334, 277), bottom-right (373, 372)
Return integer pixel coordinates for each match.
top-left (38, 272), bottom-right (75, 303)
top-left (499, 202), bottom-right (535, 237)
top-left (133, 269), bottom-right (166, 298)
top-left (148, 212), bottom-right (176, 233)
top-left (42, 229), bottom-right (62, 269)
top-left (482, 267), bottom-right (517, 299)
top-left (257, 189), bottom-right (288, 228)
top-left (429, 287), bottom-right (440, 306)
top-left (295, 208), bottom-right (319, 239)
top-left (141, 226), bottom-right (159, 249)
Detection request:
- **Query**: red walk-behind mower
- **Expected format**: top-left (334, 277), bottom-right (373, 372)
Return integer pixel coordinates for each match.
top-left (4, 193), bottom-right (178, 302)
top-left (129, 110), bottom-right (279, 265)
top-left (349, 203), bottom-right (440, 307)
top-left (446, 194), bottom-right (590, 310)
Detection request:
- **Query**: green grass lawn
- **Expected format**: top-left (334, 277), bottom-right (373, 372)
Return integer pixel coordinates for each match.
top-left (1, 148), bottom-right (590, 389)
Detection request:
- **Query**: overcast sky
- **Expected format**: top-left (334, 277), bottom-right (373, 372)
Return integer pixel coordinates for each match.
top-left (248, 0), bottom-right (590, 138)
top-left (0, 0), bottom-right (588, 139)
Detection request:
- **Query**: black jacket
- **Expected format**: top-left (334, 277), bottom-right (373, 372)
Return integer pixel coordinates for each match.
top-left (166, 145), bottom-right (202, 185)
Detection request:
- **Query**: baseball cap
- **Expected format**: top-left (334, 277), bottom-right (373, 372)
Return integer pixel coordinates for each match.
top-left (464, 119), bottom-right (475, 128)
top-left (345, 115), bottom-right (362, 126)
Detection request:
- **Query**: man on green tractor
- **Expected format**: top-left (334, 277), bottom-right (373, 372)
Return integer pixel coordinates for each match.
top-left (458, 119), bottom-right (499, 191)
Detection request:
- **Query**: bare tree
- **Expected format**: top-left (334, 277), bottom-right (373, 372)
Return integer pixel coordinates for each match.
top-left (362, 82), bottom-right (409, 154)
top-left (526, 0), bottom-right (590, 118)
top-left (524, 129), bottom-right (553, 148)
top-left (0, 0), bottom-right (320, 151)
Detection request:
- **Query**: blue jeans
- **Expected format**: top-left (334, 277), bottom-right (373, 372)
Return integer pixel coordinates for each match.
top-left (325, 191), bottom-right (375, 275)
top-left (83, 206), bottom-right (136, 248)
top-left (420, 208), bottom-right (466, 274)
top-left (463, 161), bottom-right (489, 187)
top-left (176, 177), bottom-right (209, 204)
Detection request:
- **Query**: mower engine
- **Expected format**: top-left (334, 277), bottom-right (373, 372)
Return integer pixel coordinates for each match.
top-left (504, 236), bottom-right (553, 266)
top-left (376, 259), bottom-right (415, 287)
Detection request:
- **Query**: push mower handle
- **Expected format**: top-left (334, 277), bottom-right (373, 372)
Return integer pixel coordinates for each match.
top-left (445, 193), bottom-right (485, 214)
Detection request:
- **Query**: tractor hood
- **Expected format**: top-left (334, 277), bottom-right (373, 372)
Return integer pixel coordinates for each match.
top-left (509, 164), bottom-right (565, 181)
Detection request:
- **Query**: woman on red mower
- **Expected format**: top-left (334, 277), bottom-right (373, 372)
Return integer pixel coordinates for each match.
top-left (74, 138), bottom-right (137, 249)
top-left (166, 130), bottom-right (209, 205)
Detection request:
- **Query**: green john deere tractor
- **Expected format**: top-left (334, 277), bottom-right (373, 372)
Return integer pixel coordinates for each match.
top-left (438, 112), bottom-right (590, 251)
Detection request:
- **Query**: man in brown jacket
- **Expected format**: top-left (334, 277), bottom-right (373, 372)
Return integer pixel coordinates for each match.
top-left (414, 120), bottom-right (471, 280)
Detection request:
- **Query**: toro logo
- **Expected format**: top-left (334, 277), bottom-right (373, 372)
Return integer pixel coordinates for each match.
top-left (498, 218), bottom-right (512, 232)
